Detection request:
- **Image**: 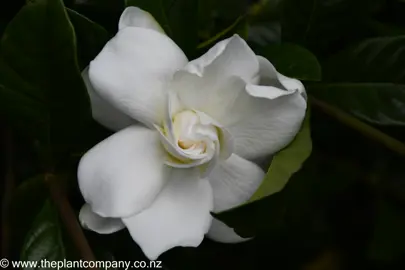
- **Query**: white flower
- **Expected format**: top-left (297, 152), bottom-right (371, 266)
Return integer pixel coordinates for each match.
top-left (78, 7), bottom-right (307, 260)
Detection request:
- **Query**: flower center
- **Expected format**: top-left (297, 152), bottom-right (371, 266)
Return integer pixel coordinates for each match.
top-left (172, 110), bottom-right (210, 155)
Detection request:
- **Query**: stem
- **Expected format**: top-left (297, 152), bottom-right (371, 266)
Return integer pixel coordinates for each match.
top-left (310, 96), bottom-right (405, 156)
top-left (1, 127), bottom-right (15, 258)
top-left (45, 173), bottom-right (97, 264)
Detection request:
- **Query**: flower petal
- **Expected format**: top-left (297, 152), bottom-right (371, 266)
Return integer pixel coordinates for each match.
top-left (173, 69), bottom-right (306, 161)
top-left (78, 125), bottom-right (167, 218)
top-left (118, 7), bottom-right (164, 34)
top-left (122, 168), bottom-right (213, 260)
top-left (171, 35), bottom-right (259, 118)
top-left (89, 27), bottom-right (187, 127)
top-left (208, 154), bottom-right (264, 213)
top-left (207, 218), bottom-right (250, 243)
top-left (185, 35), bottom-right (258, 81)
top-left (227, 88), bottom-right (307, 160)
top-left (79, 204), bottom-right (125, 234)
top-left (82, 67), bottom-right (136, 131)
top-left (257, 56), bottom-right (306, 98)
top-left (183, 38), bottom-right (230, 77)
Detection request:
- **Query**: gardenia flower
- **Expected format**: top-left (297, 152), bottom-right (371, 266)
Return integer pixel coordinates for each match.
top-left (78, 7), bottom-right (307, 260)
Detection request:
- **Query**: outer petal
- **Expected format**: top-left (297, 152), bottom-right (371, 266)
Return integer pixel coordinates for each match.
top-left (82, 67), bottom-right (136, 131)
top-left (122, 169), bottom-right (213, 260)
top-left (257, 56), bottom-right (306, 98)
top-left (207, 219), bottom-right (249, 243)
top-left (206, 154), bottom-right (263, 243)
top-left (228, 88), bottom-right (307, 160)
top-left (188, 35), bottom-right (259, 82)
top-left (79, 204), bottom-right (125, 234)
top-left (208, 154), bottom-right (265, 213)
top-left (172, 35), bottom-right (260, 116)
top-left (118, 7), bottom-right (165, 34)
top-left (172, 71), bottom-right (305, 161)
top-left (89, 27), bottom-right (188, 127)
top-left (78, 125), bottom-right (168, 218)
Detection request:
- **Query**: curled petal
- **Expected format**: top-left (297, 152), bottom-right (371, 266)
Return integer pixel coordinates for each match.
top-left (122, 169), bottom-right (213, 260)
top-left (257, 56), bottom-right (306, 98)
top-left (79, 204), bottom-right (125, 234)
top-left (78, 125), bottom-right (168, 218)
top-left (207, 218), bottom-right (250, 243)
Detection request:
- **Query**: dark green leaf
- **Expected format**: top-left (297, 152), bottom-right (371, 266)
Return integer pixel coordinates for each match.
top-left (308, 83), bottom-right (405, 126)
top-left (248, 110), bottom-right (312, 203)
top-left (259, 43), bottom-right (321, 81)
top-left (247, 22), bottom-right (281, 47)
top-left (8, 176), bottom-right (49, 258)
top-left (364, 20), bottom-right (405, 37)
top-left (65, 0), bottom-right (125, 34)
top-left (367, 199), bottom-right (405, 263)
top-left (197, 15), bottom-right (247, 50)
top-left (246, 0), bottom-right (282, 47)
top-left (0, 0), bottom-right (91, 159)
top-left (125, 0), bottom-right (198, 57)
top-left (67, 8), bottom-right (110, 70)
top-left (21, 200), bottom-right (66, 265)
top-left (323, 36), bottom-right (405, 83)
top-left (281, 0), bottom-right (385, 55)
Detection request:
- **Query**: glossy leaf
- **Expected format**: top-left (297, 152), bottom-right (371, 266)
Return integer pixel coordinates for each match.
top-left (308, 83), bottom-right (405, 126)
top-left (21, 200), bottom-right (66, 264)
top-left (248, 110), bottom-right (312, 203)
top-left (8, 176), bottom-right (49, 258)
top-left (67, 8), bottom-right (110, 70)
top-left (259, 43), bottom-right (321, 81)
top-left (125, 0), bottom-right (198, 57)
top-left (323, 36), bottom-right (405, 83)
top-left (281, 0), bottom-right (384, 53)
top-left (0, 0), bottom-right (91, 158)
top-left (65, 0), bottom-right (125, 33)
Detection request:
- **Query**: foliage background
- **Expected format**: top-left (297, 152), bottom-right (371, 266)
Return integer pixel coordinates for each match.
top-left (1, 0), bottom-right (405, 269)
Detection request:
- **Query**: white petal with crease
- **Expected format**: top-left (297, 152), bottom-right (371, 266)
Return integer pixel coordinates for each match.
top-left (78, 125), bottom-right (167, 218)
top-left (89, 27), bottom-right (187, 127)
top-left (208, 154), bottom-right (265, 213)
top-left (82, 67), bottom-right (136, 131)
top-left (122, 169), bottom-right (213, 260)
top-left (118, 6), bottom-right (165, 34)
top-left (79, 204), bottom-right (125, 234)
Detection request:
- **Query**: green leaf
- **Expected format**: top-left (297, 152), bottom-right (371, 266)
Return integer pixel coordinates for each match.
top-left (308, 83), bottom-right (405, 126)
top-left (364, 20), bottom-right (405, 37)
top-left (281, 0), bottom-right (385, 54)
top-left (197, 15), bottom-right (246, 49)
top-left (0, 0), bottom-right (90, 159)
top-left (323, 36), bottom-right (405, 84)
top-left (259, 43), bottom-right (321, 81)
top-left (67, 8), bottom-right (110, 70)
top-left (21, 200), bottom-right (66, 265)
top-left (65, 0), bottom-right (125, 34)
top-left (8, 176), bottom-right (49, 257)
top-left (367, 199), bottom-right (405, 263)
top-left (248, 110), bottom-right (312, 203)
top-left (125, 0), bottom-right (198, 57)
